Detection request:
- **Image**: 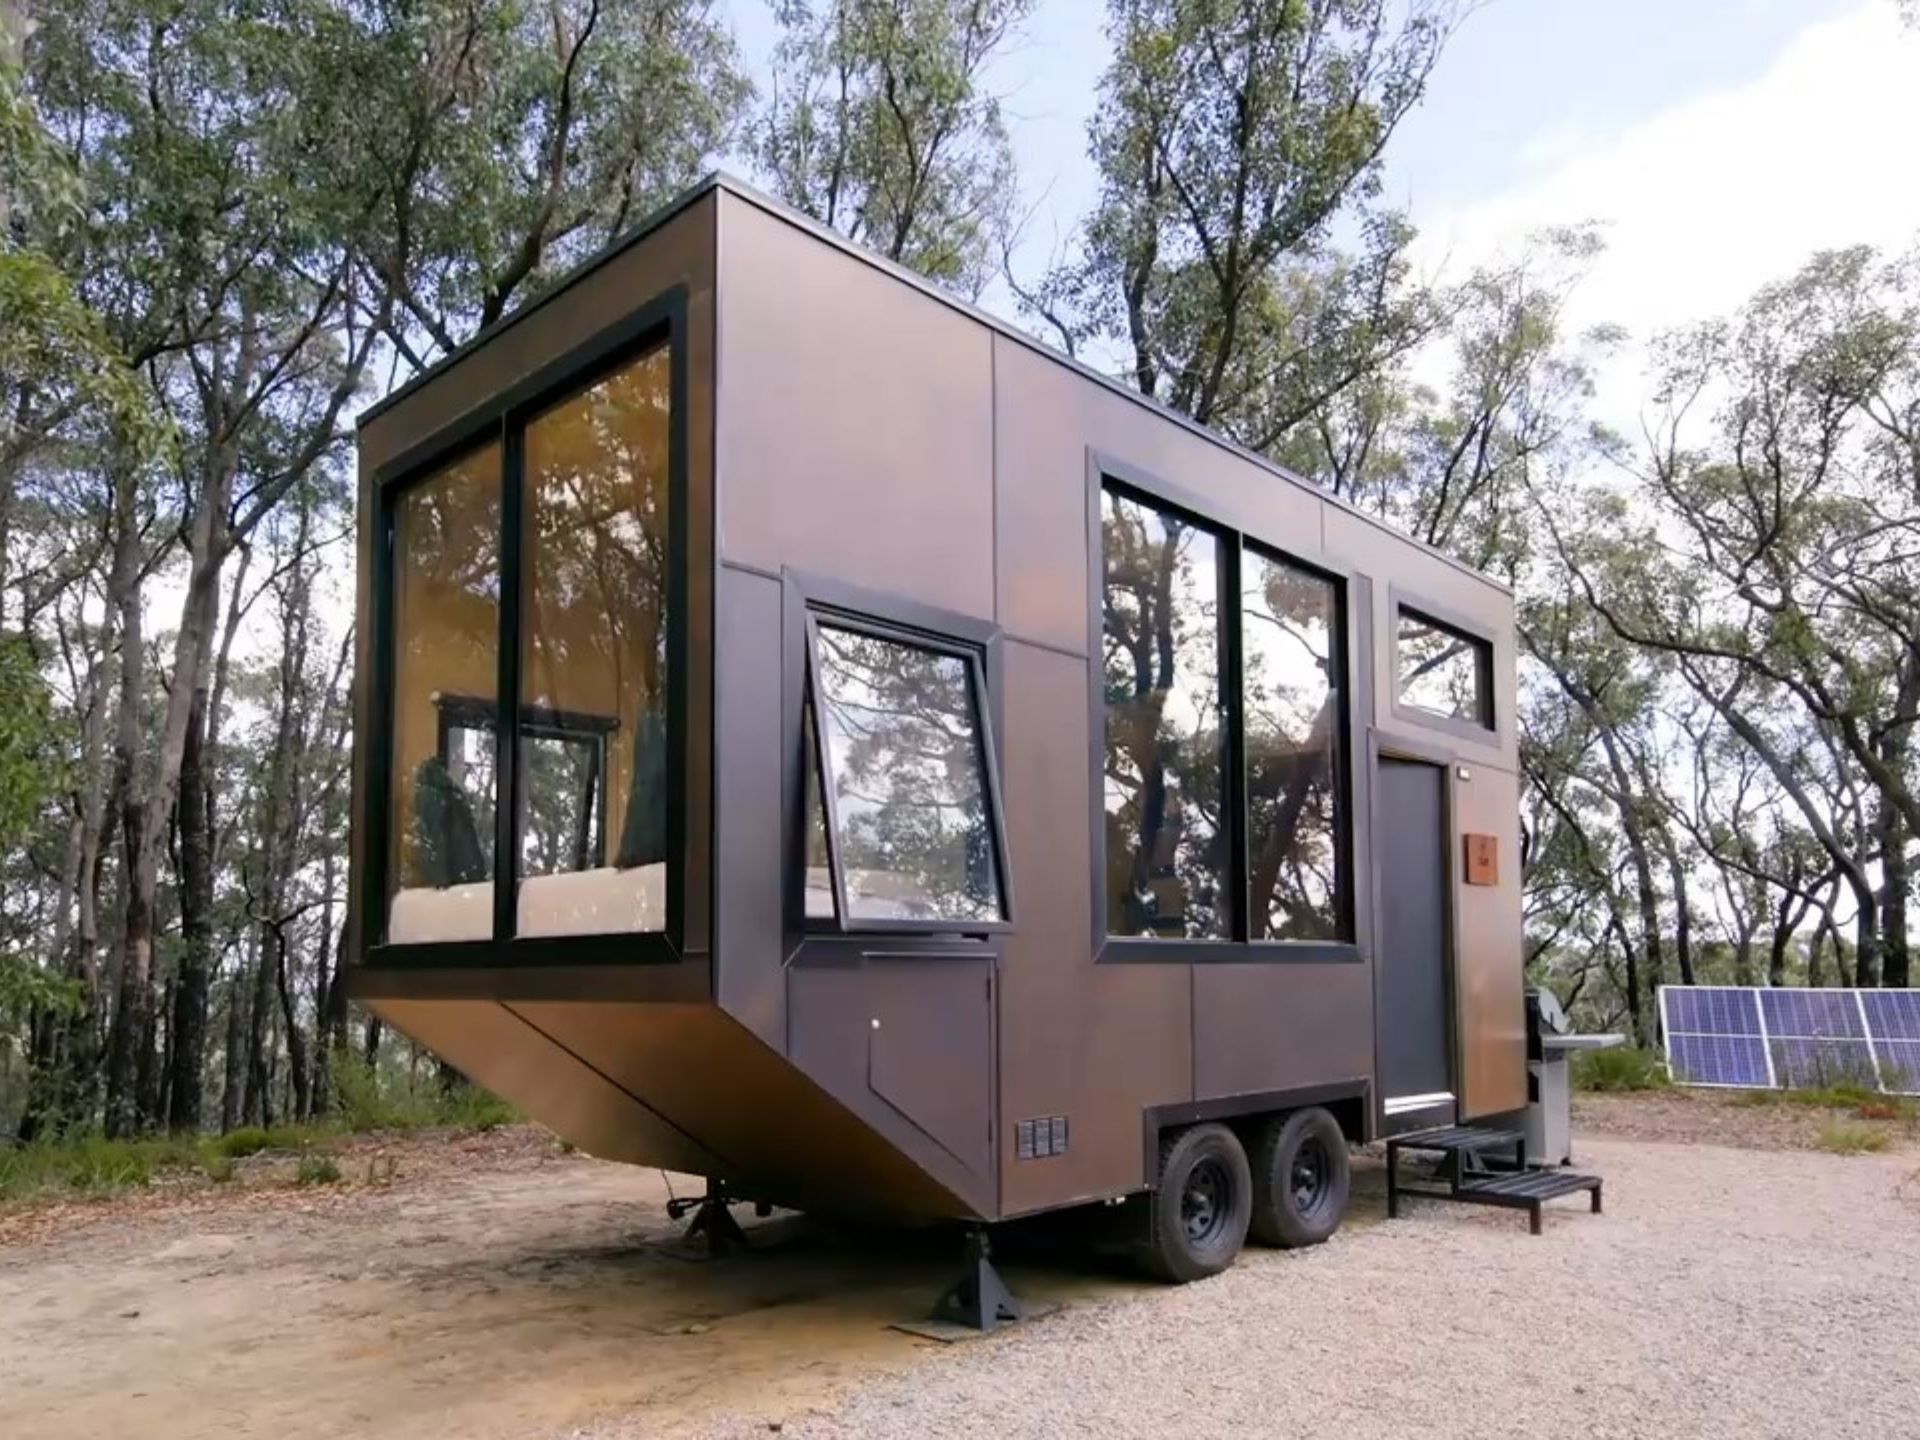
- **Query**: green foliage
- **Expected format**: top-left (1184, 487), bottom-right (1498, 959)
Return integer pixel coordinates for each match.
top-left (1573, 1047), bottom-right (1670, 1092)
top-left (328, 1050), bottom-right (515, 1133)
top-left (214, 1126), bottom-right (273, 1159)
top-left (294, 1152), bottom-right (342, 1186)
top-left (1815, 1120), bottom-right (1891, 1155)
top-left (757, 0), bottom-right (1027, 295)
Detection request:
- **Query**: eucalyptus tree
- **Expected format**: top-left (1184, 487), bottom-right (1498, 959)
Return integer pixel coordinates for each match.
top-left (1046, 0), bottom-right (1458, 435)
top-left (755, 0), bottom-right (1027, 297)
top-left (1546, 246), bottom-right (1920, 988)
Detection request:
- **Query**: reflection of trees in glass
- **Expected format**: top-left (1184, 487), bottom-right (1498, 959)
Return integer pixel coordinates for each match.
top-left (1397, 613), bottom-right (1486, 723)
top-left (390, 445), bottom-right (500, 905)
top-left (522, 347), bottom-right (670, 888)
top-left (1101, 489), bottom-right (1227, 938)
top-left (1243, 553), bottom-right (1344, 940)
top-left (519, 734), bottom-right (601, 876)
top-left (813, 625), bottom-right (1001, 922)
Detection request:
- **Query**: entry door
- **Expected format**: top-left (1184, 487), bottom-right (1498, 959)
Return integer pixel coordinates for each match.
top-left (1377, 758), bottom-right (1454, 1113)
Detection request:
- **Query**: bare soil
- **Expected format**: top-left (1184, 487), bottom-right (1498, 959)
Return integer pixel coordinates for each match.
top-left (0, 1126), bottom-right (1125, 1440)
top-left (1574, 1087), bottom-right (1919, 1150)
top-left (5, 1107), bottom-right (1917, 1440)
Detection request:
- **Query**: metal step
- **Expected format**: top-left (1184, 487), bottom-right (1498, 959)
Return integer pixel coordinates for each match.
top-left (1385, 1127), bottom-right (1603, 1235)
top-left (1386, 1124), bottom-right (1524, 1156)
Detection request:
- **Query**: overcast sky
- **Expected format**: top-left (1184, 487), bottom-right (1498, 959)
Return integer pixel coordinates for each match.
top-left (730, 0), bottom-right (1920, 430)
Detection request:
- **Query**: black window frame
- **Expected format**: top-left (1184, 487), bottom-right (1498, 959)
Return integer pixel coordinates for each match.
top-left (801, 609), bottom-right (1014, 937)
top-left (1089, 457), bottom-right (1362, 967)
top-left (434, 694), bottom-right (618, 875)
top-left (364, 288), bottom-right (689, 969)
top-left (1390, 593), bottom-right (1496, 739)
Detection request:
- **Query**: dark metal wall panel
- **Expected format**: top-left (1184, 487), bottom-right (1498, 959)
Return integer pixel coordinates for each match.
top-left (1191, 964), bottom-right (1374, 1103)
top-left (512, 998), bottom-right (973, 1219)
top-left (365, 997), bottom-right (723, 1173)
top-left (994, 640), bottom-right (1191, 1216)
top-left (867, 960), bottom-right (994, 1182)
top-left (713, 194), bottom-right (995, 620)
top-left (785, 962), bottom-right (996, 1216)
top-left (713, 565), bottom-right (786, 1049)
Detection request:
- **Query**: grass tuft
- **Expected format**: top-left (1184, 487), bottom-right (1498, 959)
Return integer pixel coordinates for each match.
top-left (1816, 1120), bottom-right (1892, 1155)
top-left (294, 1153), bottom-right (342, 1186)
top-left (1574, 1047), bottom-right (1671, 1092)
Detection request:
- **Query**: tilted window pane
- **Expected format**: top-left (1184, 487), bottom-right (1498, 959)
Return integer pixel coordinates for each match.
top-left (1243, 552), bottom-right (1346, 941)
top-left (802, 698), bottom-right (836, 920)
top-left (1397, 611), bottom-right (1490, 726)
top-left (386, 445), bottom-right (501, 945)
top-left (517, 345), bottom-right (672, 937)
top-left (1101, 488), bottom-right (1229, 939)
top-left (813, 625), bottom-right (1003, 924)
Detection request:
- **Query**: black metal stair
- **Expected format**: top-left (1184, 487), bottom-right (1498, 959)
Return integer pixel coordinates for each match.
top-left (1386, 1125), bottom-right (1602, 1235)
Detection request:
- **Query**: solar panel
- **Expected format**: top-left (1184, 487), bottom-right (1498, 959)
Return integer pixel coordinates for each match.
top-left (1873, 1041), bottom-right (1920, 1096)
top-left (1861, 990), bottom-right (1920, 1044)
top-left (1666, 1032), bottom-right (1772, 1088)
top-left (1659, 984), bottom-right (1920, 1093)
top-left (1767, 1037), bottom-right (1878, 1091)
top-left (1664, 986), bottom-right (1763, 1036)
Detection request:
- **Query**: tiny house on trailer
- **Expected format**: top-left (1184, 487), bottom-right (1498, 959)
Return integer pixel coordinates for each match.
top-left (347, 175), bottom-right (1530, 1303)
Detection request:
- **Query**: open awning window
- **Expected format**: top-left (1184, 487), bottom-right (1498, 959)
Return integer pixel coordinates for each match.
top-left (803, 617), bottom-right (1009, 931)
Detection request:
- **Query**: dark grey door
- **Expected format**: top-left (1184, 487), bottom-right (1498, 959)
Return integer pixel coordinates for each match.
top-left (1377, 758), bottom-right (1453, 1104)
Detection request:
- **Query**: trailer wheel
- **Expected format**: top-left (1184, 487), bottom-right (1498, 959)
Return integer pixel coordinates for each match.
top-left (1140, 1123), bottom-right (1252, 1283)
top-left (1249, 1107), bottom-right (1350, 1248)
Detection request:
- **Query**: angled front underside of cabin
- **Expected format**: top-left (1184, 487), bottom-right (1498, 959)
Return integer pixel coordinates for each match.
top-left (346, 178), bottom-right (1527, 1226)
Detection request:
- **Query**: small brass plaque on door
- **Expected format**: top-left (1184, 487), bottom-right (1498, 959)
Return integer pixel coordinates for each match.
top-left (1463, 833), bottom-right (1498, 886)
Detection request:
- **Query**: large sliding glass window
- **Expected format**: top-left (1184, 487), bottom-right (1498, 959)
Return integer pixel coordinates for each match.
top-left (518, 346), bottom-right (672, 937)
top-left (1099, 480), bottom-right (1352, 948)
top-left (1100, 487), bottom-right (1229, 939)
top-left (806, 620), bottom-right (1006, 927)
top-left (1242, 550), bottom-right (1345, 940)
top-left (387, 445), bottom-right (502, 944)
top-left (380, 334), bottom-right (676, 950)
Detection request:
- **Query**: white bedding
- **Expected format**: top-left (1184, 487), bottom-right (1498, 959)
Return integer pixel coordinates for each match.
top-left (388, 863), bottom-right (667, 944)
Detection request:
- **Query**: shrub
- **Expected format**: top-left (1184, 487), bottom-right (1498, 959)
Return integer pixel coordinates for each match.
top-left (201, 1152), bottom-right (236, 1183)
top-left (216, 1126), bottom-right (273, 1159)
top-left (295, 1153), bottom-right (342, 1186)
top-left (1574, 1047), bottom-right (1670, 1092)
top-left (1816, 1120), bottom-right (1891, 1155)
top-left (65, 1139), bottom-right (153, 1192)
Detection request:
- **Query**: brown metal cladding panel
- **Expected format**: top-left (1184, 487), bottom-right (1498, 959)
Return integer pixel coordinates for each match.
top-left (785, 963), bottom-right (994, 1217)
top-left (1191, 963), bottom-right (1374, 1103)
top-left (513, 999), bottom-right (973, 1219)
top-left (991, 335), bottom-right (1322, 655)
top-left (1450, 764), bottom-right (1527, 1116)
top-left (995, 641), bottom-right (1190, 1216)
top-left (1321, 506), bottom-right (1518, 772)
top-left (350, 197), bottom-right (718, 971)
top-left (713, 565), bottom-right (786, 1049)
top-left (714, 194), bottom-right (994, 618)
top-left (364, 997), bottom-right (722, 1172)
top-left (866, 960), bottom-right (993, 1181)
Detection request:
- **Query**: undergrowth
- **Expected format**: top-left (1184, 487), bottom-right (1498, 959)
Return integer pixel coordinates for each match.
top-left (1573, 1047), bottom-right (1671, 1092)
top-left (2, 1052), bottom-right (516, 1205)
top-left (1816, 1120), bottom-right (1892, 1155)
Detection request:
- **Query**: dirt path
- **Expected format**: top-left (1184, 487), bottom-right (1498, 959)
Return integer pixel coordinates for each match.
top-left (7, 1114), bottom-right (1916, 1439)
top-left (0, 1131), bottom-right (1128, 1440)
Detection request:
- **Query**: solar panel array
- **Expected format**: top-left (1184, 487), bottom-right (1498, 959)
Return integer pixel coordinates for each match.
top-left (1658, 986), bottom-right (1920, 1094)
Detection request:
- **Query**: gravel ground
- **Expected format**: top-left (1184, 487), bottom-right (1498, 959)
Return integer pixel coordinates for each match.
top-left (1574, 1089), bottom-right (1919, 1151)
top-left (670, 1138), bottom-right (1920, 1440)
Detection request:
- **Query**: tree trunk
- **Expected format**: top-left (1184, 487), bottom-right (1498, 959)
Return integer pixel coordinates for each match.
top-left (1879, 799), bottom-right (1910, 989)
top-left (169, 683), bottom-right (216, 1132)
top-left (220, 935), bottom-right (252, 1132)
top-left (102, 457), bottom-right (150, 1138)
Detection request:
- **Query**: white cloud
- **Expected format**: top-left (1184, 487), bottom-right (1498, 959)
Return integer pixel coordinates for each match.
top-left (1417, 2), bottom-right (1920, 431)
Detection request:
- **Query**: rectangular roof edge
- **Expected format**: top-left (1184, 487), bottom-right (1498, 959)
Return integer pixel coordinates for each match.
top-left (360, 169), bottom-right (1512, 597)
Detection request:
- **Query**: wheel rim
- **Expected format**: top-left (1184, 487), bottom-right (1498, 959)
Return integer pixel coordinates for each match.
top-left (1182, 1157), bottom-right (1231, 1247)
top-left (1290, 1136), bottom-right (1330, 1216)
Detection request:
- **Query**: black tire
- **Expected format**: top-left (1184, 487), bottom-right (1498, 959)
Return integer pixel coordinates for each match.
top-left (1249, 1107), bottom-right (1350, 1249)
top-left (1139, 1122), bottom-right (1252, 1283)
